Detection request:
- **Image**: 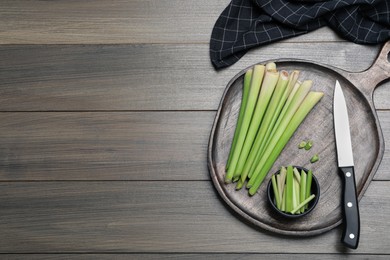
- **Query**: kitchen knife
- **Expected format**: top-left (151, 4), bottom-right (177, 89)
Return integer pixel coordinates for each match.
top-left (333, 80), bottom-right (360, 249)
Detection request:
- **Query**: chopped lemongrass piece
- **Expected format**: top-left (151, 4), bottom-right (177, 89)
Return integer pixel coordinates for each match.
top-left (248, 92), bottom-right (324, 195)
top-left (294, 178), bottom-right (301, 212)
top-left (238, 70), bottom-right (288, 183)
top-left (278, 167), bottom-right (287, 200)
top-left (310, 154), bottom-right (319, 163)
top-left (291, 194), bottom-right (315, 214)
top-left (305, 170), bottom-right (313, 210)
top-left (293, 167), bottom-right (301, 183)
top-left (281, 187), bottom-right (286, 212)
top-left (300, 170), bottom-right (307, 212)
top-left (247, 81), bottom-right (313, 189)
top-left (285, 166), bottom-right (293, 213)
top-left (272, 175), bottom-right (281, 209)
top-left (292, 178), bottom-right (298, 211)
top-left (305, 140), bottom-right (313, 150)
top-left (234, 67), bottom-right (279, 180)
top-left (225, 65), bottom-right (265, 183)
top-left (226, 68), bottom-right (253, 170)
top-left (298, 141), bottom-right (307, 149)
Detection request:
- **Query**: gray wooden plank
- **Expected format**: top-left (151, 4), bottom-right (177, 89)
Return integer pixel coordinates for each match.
top-left (0, 181), bottom-right (388, 253)
top-left (0, 111), bottom-right (389, 181)
top-left (0, 112), bottom-right (212, 181)
top-left (1, 254), bottom-right (389, 259)
top-left (0, 43), bottom-right (388, 111)
top-left (0, 0), bottom-right (341, 44)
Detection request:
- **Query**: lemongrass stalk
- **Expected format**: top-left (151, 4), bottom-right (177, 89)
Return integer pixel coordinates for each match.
top-left (285, 166), bottom-right (293, 213)
top-left (226, 69), bottom-right (253, 170)
top-left (258, 71), bottom-right (300, 157)
top-left (238, 71), bottom-right (288, 183)
top-left (305, 169), bottom-right (313, 210)
top-left (276, 174), bottom-right (282, 197)
top-left (233, 68), bottom-right (279, 180)
top-left (248, 81), bottom-right (306, 179)
top-left (300, 170), bottom-right (307, 212)
top-left (278, 166), bottom-right (287, 200)
top-left (268, 80), bottom-right (301, 137)
top-left (248, 92), bottom-right (324, 195)
top-left (246, 73), bottom-right (299, 179)
top-left (272, 175), bottom-right (281, 209)
top-left (246, 81), bottom-right (313, 188)
top-left (291, 194), bottom-right (315, 214)
top-left (224, 65), bottom-right (265, 183)
top-left (292, 178), bottom-right (298, 211)
top-left (281, 186), bottom-right (286, 212)
top-left (293, 167), bottom-right (301, 183)
top-left (294, 178), bottom-right (300, 213)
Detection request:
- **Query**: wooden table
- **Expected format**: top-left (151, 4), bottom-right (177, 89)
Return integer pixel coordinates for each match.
top-left (0, 1), bottom-right (389, 258)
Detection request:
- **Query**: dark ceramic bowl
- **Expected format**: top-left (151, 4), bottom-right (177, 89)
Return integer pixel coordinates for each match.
top-left (267, 166), bottom-right (320, 218)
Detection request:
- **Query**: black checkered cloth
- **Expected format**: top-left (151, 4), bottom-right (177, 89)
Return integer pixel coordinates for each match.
top-left (210, 0), bottom-right (390, 69)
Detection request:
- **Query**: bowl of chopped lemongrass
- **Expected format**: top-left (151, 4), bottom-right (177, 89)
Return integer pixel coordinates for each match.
top-left (267, 166), bottom-right (320, 218)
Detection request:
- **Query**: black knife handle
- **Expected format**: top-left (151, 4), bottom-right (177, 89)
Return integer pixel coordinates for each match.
top-left (339, 166), bottom-right (360, 249)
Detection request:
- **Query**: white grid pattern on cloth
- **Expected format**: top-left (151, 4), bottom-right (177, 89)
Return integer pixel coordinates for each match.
top-left (210, 0), bottom-right (390, 68)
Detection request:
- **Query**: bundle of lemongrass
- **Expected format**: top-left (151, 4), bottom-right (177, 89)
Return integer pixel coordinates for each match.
top-left (225, 63), bottom-right (324, 196)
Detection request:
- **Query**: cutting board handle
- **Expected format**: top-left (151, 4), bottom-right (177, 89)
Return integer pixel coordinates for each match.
top-left (347, 41), bottom-right (390, 99)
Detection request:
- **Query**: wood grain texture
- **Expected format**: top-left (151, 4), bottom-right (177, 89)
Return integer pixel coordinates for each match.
top-left (0, 43), bottom-right (389, 111)
top-left (0, 181), bottom-right (389, 253)
top-left (2, 254), bottom-right (389, 259)
top-left (0, 112), bottom-right (212, 180)
top-left (0, 111), bottom-right (389, 181)
top-left (0, 0), bottom-right (341, 44)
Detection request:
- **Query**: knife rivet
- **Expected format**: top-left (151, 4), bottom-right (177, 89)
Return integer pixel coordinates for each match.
top-left (349, 233), bottom-right (355, 239)
top-left (346, 172), bottom-right (351, 177)
top-left (347, 202), bottom-right (353, 207)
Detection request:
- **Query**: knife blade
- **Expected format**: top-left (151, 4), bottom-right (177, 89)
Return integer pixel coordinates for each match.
top-left (333, 80), bottom-right (360, 249)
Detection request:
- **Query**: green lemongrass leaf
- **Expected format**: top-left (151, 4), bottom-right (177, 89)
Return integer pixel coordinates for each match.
top-left (248, 92), bottom-right (324, 195)
top-left (239, 70), bottom-right (288, 182)
top-left (233, 67), bottom-right (279, 178)
top-left (225, 65), bottom-right (265, 183)
top-left (291, 194), bottom-right (316, 214)
top-left (293, 167), bottom-right (301, 183)
top-left (300, 170), bottom-right (307, 212)
top-left (226, 68), bottom-right (253, 170)
top-left (272, 175), bottom-right (281, 209)
top-left (247, 81), bottom-right (313, 189)
top-left (285, 166), bottom-right (294, 213)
